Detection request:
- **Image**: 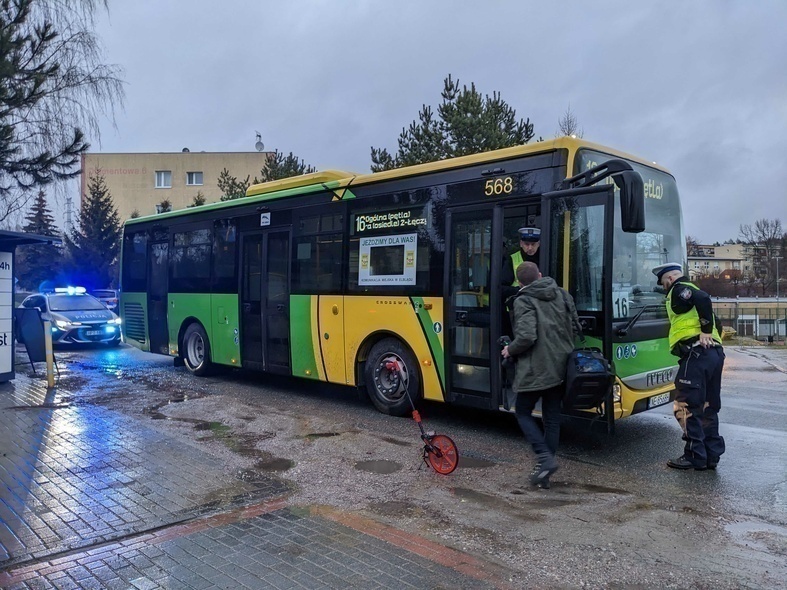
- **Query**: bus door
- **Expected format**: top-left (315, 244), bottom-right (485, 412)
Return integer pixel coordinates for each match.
top-left (541, 184), bottom-right (614, 358)
top-left (147, 240), bottom-right (169, 355)
top-left (445, 208), bottom-right (501, 410)
top-left (240, 229), bottom-right (292, 373)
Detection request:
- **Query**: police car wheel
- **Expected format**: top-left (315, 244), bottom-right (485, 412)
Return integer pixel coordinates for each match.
top-left (364, 338), bottom-right (420, 417)
top-left (183, 323), bottom-right (213, 376)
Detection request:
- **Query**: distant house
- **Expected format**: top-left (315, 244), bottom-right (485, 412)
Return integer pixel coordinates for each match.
top-left (80, 150), bottom-right (273, 223)
top-left (687, 255), bottom-right (743, 280)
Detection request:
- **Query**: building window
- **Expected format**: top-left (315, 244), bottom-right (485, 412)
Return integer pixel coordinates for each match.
top-left (186, 171), bottom-right (203, 186)
top-left (155, 170), bottom-right (172, 188)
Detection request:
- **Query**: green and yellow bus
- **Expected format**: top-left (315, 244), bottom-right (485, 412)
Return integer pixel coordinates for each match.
top-left (119, 137), bottom-right (683, 427)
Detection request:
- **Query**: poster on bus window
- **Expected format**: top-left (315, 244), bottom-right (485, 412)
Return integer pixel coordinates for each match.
top-left (358, 233), bottom-right (417, 285)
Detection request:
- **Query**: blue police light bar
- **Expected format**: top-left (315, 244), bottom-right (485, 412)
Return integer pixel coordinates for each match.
top-left (54, 286), bottom-right (87, 295)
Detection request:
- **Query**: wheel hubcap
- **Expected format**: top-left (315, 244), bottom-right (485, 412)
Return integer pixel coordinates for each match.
top-left (187, 334), bottom-right (204, 367)
top-left (373, 353), bottom-right (408, 402)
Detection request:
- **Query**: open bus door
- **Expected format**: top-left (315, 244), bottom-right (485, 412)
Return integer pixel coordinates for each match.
top-left (445, 207), bottom-right (503, 410)
top-left (541, 183), bottom-right (615, 428)
top-left (240, 229), bottom-right (292, 374)
top-left (147, 240), bottom-right (169, 355)
top-left (541, 159), bottom-right (645, 432)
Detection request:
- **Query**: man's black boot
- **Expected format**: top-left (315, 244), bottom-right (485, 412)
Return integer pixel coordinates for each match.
top-left (667, 455), bottom-right (706, 470)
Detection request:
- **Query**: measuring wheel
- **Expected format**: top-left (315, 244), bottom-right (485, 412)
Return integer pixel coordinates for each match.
top-left (423, 434), bottom-right (459, 475)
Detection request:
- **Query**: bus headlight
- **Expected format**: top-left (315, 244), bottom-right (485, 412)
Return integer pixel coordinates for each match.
top-left (612, 383), bottom-right (621, 403)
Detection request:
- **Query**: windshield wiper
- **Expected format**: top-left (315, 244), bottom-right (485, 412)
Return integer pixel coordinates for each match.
top-left (617, 304), bottom-right (663, 336)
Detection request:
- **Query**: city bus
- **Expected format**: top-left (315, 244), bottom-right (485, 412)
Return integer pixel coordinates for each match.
top-left (119, 137), bottom-right (683, 429)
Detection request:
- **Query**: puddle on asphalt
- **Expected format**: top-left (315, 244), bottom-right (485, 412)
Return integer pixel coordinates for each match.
top-left (305, 432), bottom-right (341, 439)
top-left (453, 487), bottom-right (510, 509)
top-left (380, 436), bottom-right (413, 447)
top-left (194, 421), bottom-right (229, 433)
top-left (458, 456), bottom-right (496, 469)
top-left (354, 460), bottom-right (403, 474)
top-left (452, 487), bottom-right (550, 520)
top-left (254, 457), bottom-right (294, 472)
top-left (725, 520), bottom-right (787, 552)
top-left (556, 482), bottom-right (631, 495)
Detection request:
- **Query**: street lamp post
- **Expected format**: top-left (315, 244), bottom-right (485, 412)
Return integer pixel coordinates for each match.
top-left (776, 256), bottom-right (783, 341)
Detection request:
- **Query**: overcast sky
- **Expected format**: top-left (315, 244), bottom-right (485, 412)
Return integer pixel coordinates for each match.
top-left (88, 0), bottom-right (786, 244)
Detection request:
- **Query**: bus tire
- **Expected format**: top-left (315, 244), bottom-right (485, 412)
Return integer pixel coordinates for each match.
top-left (364, 338), bottom-right (420, 416)
top-left (182, 323), bottom-right (213, 376)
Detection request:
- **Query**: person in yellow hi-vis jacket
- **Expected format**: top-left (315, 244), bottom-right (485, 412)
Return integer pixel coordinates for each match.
top-left (501, 227), bottom-right (540, 289)
top-left (653, 262), bottom-right (725, 471)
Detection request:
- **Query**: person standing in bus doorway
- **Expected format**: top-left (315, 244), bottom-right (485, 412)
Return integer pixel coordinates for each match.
top-left (501, 261), bottom-right (579, 488)
top-left (501, 227), bottom-right (542, 335)
top-left (502, 227), bottom-right (541, 290)
top-left (652, 262), bottom-right (725, 471)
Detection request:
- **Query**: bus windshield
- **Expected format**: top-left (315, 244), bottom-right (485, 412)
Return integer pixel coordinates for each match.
top-left (575, 149), bottom-right (684, 319)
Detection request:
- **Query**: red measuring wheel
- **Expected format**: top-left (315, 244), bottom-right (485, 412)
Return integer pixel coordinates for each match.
top-left (423, 434), bottom-right (459, 475)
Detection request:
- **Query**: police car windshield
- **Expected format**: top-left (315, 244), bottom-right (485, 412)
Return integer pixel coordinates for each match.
top-left (48, 294), bottom-right (107, 312)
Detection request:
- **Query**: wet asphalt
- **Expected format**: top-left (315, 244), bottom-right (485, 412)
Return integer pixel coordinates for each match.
top-left (1, 342), bottom-right (785, 589)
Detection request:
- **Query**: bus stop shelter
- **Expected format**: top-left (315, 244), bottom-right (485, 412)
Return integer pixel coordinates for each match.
top-left (0, 229), bottom-right (62, 382)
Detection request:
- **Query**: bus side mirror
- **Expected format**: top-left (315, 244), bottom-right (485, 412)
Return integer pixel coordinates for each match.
top-left (614, 170), bottom-right (645, 233)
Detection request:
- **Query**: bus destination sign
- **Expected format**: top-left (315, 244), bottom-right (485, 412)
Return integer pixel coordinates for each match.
top-left (355, 208), bottom-right (427, 234)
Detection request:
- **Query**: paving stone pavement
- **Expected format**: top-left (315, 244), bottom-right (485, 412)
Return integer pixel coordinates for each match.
top-left (0, 369), bottom-right (509, 589)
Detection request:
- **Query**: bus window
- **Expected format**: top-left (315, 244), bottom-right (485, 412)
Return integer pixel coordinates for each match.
top-left (293, 212), bottom-right (343, 293)
top-left (212, 219), bottom-right (237, 292)
top-left (122, 231), bottom-right (147, 292)
top-left (549, 199), bottom-right (605, 312)
top-left (171, 228), bottom-right (211, 292)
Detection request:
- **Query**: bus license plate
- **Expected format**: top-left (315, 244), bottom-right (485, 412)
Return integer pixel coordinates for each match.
top-left (648, 392), bottom-right (671, 409)
top-left (85, 330), bottom-right (102, 336)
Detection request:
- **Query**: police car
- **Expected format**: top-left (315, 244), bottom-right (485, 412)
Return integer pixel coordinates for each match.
top-left (17, 287), bottom-right (122, 346)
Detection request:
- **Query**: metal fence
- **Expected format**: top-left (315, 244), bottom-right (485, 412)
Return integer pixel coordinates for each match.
top-left (716, 306), bottom-right (787, 339)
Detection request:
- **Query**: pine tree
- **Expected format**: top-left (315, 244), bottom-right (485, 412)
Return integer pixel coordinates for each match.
top-left (15, 189), bottom-right (62, 291)
top-left (218, 168), bottom-right (250, 201)
top-left (64, 169), bottom-right (121, 290)
top-left (258, 151), bottom-right (316, 182)
top-left (188, 191), bottom-right (206, 208)
top-left (371, 75), bottom-right (537, 172)
top-left (217, 150), bottom-right (317, 202)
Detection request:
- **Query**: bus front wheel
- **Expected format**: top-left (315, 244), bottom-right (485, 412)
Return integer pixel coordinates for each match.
top-left (364, 338), bottom-right (420, 416)
top-left (182, 323), bottom-right (213, 376)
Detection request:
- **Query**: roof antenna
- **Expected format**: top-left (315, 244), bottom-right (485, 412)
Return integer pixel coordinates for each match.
top-left (255, 132), bottom-right (264, 152)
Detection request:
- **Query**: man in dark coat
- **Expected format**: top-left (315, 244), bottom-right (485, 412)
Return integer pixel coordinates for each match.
top-left (501, 262), bottom-right (579, 487)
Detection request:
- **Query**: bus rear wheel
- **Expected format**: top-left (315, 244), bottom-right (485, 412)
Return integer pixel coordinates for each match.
top-left (364, 338), bottom-right (420, 416)
top-left (182, 323), bottom-right (213, 376)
